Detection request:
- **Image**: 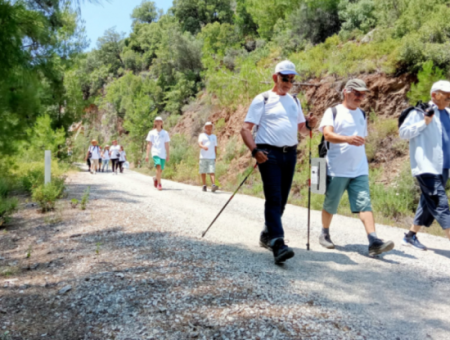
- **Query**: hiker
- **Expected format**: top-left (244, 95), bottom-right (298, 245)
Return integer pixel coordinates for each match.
top-left (109, 140), bottom-right (121, 175)
top-left (98, 146), bottom-right (103, 172)
top-left (241, 60), bottom-right (317, 264)
top-left (318, 79), bottom-right (394, 256)
top-left (101, 145), bottom-right (110, 172)
top-left (85, 140), bottom-right (101, 175)
top-left (198, 121), bottom-right (219, 192)
top-left (145, 116), bottom-right (170, 191)
top-left (118, 146), bottom-right (127, 174)
top-left (399, 80), bottom-right (450, 249)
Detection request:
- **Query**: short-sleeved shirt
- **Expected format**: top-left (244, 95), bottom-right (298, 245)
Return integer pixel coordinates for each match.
top-left (119, 151), bottom-right (126, 162)
top-left (319, 104), bottom-right (368, 178)
top-left (439, 109), bottom-right (450, 169)
top-left (102, 150), bottom-right (110, 160)
top-left (146, 129), bottom-right (170, 159)
top-left (198, 133), bottom-right (217, 159)
top-left (89, 146), bottom-right (101, 160)
top-left (244, 91), bottom-right (305, 147)
top-left (110, 145), bottom-right (121, 159)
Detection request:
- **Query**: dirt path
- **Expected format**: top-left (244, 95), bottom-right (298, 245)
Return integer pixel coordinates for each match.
top-left (1, 167), bottom-right (450, 340)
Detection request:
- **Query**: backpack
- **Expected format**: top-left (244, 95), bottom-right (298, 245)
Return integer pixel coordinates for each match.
top-left (318, 106), bottom-right (366, 158)
top-left (398, 101), bottom-right (434, 128)
top-left (252, 91), bottom-right (301, 139)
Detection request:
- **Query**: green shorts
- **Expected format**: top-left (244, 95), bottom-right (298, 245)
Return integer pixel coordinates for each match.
top-left (323, 175), bottom-right (372, 215)
top-left (153, 156), bottom-right (166, 170)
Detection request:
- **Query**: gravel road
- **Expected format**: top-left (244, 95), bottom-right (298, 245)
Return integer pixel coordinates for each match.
top-left (1, 167), bottom-right (450, 340)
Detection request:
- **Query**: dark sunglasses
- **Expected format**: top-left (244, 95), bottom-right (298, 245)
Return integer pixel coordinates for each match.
top-left (351, 90), bottom-right (367, 98)
top-left (280, 75), bottom-right (295, 84)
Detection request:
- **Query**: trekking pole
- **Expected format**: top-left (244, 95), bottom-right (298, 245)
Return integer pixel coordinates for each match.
top-left (307, 128), bottom-right (312, 251)
top-left (202, 163), bottom-right (258, 238)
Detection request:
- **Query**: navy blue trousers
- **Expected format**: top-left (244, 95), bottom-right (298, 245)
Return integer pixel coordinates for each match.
top-left (258, 146), bottom-right (297, 240)
top-left (414, 170), bottom-right (450, 230)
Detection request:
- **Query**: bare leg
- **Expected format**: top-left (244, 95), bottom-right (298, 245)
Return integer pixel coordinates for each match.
top-left (209, 173), bottom-right (215, 186)
top-left (410, 224), bottom-right (422, 233)
top-left (201, 174), bottom-right (206, 186)
top-left (156, 165), bottom-right (162, 185)
top-left (445, 229), bottom-right (450, 240)
top-left (359, 211), bottom-right (376, 234)
top-left (322, 209), bottom-right (333, 229)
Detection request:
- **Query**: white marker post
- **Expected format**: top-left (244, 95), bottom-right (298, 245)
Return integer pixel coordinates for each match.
top-left (45, 150), bottom-right (51, 184)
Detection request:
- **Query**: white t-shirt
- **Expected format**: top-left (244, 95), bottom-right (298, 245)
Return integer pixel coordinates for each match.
top-left (198, 133), bottom-right (218, 159)
top-left (89, 146), bottom-right (101, 160)
top-left (110, 145), bottom-right (121, 159)
top-left (119, 151), bottom-right (126, 162)
top-left (146, 129), bottom-right (170, 159)
top-left (244, 91), bottom-right (305, 147)
top-left (102, 150), bottom-right (110, 160)
top-left (319, 104), bottom-right (368, 178)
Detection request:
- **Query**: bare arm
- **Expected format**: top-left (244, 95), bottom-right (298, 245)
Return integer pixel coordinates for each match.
top-left (198, 140), bottom-right (207, 150)
top-left (165, 142), bottom-right (170, 162)
top-left (323, 126), bottom-right (365, 146)
top-left (240, 122), bottom-right (268, 163)
top-left (145, 142), bottom-right (152, 162)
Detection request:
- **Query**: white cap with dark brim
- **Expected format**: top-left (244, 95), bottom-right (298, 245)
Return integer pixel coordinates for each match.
top-left (431, 80), bottom-right (450, 95)
top-left (274, 60), bottom-right (298, 76)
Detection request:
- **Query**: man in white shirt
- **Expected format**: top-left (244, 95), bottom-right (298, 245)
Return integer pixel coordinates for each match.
top-left (85, 140), bottom-right (101, 175)
top-left (241, 60), bottom-right (317, 264)
top-left (319, 79), bottom-right (394, 257)
top-left (400, 80), bottom-right (450, 249)
top-left (198, 122), bottom-right (219, 192)
top-left (145, 116), bottom-right (170, 191)
top-left (109, 140), bottom-right (121, 175)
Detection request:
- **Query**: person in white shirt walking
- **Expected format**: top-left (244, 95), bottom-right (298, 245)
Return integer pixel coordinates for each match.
top-left (198, 122), bottom-right (219, 192)
top-left (241, 60), bottom-right (317, 264)
top-left (101, 145), bottom-right (110, 172)
top-left (109, 140), bottom-right (121, 175)
top-left (118, 146), bottom-right (127, 174)
top-left (318, 79), bottom-right (394, 257)
top-left (145, 116), bottom-right (170, 191)
top-left (85, 140), bottom-right (101, 175)
top-left (400, 80), bottom-right (450, 250)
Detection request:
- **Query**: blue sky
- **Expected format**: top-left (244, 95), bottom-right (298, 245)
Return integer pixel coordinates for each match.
top-left (79, 0), bottom-right (173, 50)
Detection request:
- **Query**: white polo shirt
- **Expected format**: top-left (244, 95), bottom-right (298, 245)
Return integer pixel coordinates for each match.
top-left (146, 129), bottom-right (170, 159)
top-left (319, 104), bottom-right (368, 178)
top-left (245, 91), bottom-right (305, 147)
top-left (89, 146), bottom-right (101, 160)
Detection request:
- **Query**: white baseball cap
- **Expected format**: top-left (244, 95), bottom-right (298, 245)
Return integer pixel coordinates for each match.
top-left (204, 121), bottom-right (213, 126)
top-left (155, 116), bottom-right (163, 121)
top-left (431, 80), bottom-right (450, 95)
top-left (274, 60), bottom-right (298, 76)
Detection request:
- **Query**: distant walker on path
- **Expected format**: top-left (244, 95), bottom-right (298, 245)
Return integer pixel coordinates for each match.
top-left (198, 122), bottom-right (219, 192)
top-left (146, 116), bottom-right (170, 191)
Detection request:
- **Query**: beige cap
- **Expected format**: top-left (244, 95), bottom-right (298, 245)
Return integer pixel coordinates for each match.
top-left (204, 121), bottom-right (213, 126)
top-left (155, 116), bottom-right (163, 121)
top-left (345, 79), bottom-right (370, 92)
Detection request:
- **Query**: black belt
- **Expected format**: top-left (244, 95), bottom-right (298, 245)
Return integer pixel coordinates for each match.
top-left (257, 144), bottom-right (297, 153)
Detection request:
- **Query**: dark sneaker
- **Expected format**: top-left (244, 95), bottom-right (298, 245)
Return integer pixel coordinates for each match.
top-left (272, 239), bottom-right (295, 264)
top-left (369, 239), bottom-right (395, 257)
top-left (211, 185), bottom-right (218, 192)
top-left (402, 233), bottom-right (427, 251)
top-left (319, 234), bottom-right (335, 249)
top-left (259, 231), bottom-right (271, 250)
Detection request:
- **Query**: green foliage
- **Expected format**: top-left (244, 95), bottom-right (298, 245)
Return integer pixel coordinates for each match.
top-left (13, 161), bottom-right (68, 194)
top-left (131, 1), bottom-right (159, 26)
top-left (339, 0), bottom-right (377, 37)
top-left (32, 181), bottom-right (65, 213)
top-left (81, 187), bottom-right (90, 210)
top-left (407, 61), bottom-right (445, 104)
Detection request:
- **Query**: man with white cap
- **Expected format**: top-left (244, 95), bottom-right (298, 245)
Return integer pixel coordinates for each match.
top-left (198, 121), bottom-right (219, 192)
top-left (146, 116), bottom-right (170, 191)
top-left (318, 79), bottom-right (394, 257)
top-left (241, 60), bottom-right (317, 264)
top-left (400, 80), bottom-right (450, 249)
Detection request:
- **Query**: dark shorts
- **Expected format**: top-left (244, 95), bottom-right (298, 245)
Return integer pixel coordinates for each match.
top-left (414, 171), bottom-right (450, 230)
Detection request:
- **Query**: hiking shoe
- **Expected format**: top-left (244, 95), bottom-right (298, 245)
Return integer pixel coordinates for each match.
top-left (157, 184), bottom-right (162, 191)
top-left (153, 177), bottom-right (158, 188)
top-left (272, 239), bottom-right (295, 264)
top-left (319, 234), bottom-right (335, 249)
top-left (202, 185), bottom-right (207, 192)
top-left (259, 231), bottom-right (271, 250)
top-left (402, 233), bottom-right (427, 251)
top-left (211, 185), bottom-right (218, 192)
top-left (369, 239), bottom-right (395, 257)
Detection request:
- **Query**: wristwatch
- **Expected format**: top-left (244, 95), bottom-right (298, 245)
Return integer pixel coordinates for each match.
top-left (252, 148), bottom-right (260, 158)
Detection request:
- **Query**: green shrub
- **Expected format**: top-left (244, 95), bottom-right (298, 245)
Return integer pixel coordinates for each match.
top-left (14, 161), bottom-right (68, 193)
top-left (407, 60), bottom-right (445, 104)
top-left (0, 197), bottom-right (18, 224)
top-left (32, 181), bottom-right (65, 213)
top-left (81, 187), bottom-right (90, 210)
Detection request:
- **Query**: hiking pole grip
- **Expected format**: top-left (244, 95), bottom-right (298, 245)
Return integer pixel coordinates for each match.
top-left (202, 163), bottom-right (258, 238)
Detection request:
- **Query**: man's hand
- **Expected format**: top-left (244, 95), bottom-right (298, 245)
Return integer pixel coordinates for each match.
top-left (203, 146), bottom-right (209, 151)
top-left (425, 115), bottom-right (433, 125)
top-left (306, 113), bottom-right (318, 129)
top-left (346, 136), bottom-right (365, 146)
top-left (166, 156), bottom-right (170, 163)
top-left (255, 151), bottom-right (268, 164)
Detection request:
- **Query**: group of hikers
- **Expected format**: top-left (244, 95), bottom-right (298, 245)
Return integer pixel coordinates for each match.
top-left (85, 59), bottom-right (450, 265)
top-left (85, 140), bottom-right (126, 175)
